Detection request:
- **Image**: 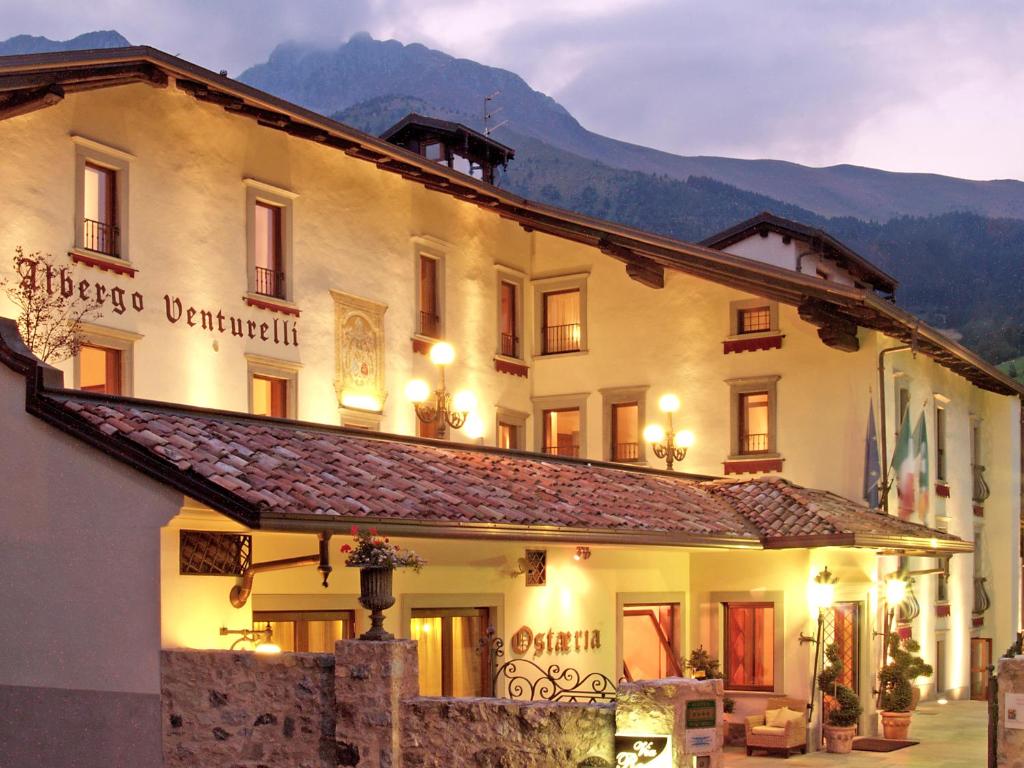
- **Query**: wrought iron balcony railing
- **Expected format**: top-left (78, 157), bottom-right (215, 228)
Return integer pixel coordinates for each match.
top-left (254, 267), bottom-right (286, 300)
top-left (419, 310), bottom-right (440, 338)
top-left (500, 332), bottom-right (518, 358)
top-left (83, 218), bottom-right (119, 257)
top-left (542, 323), bottom-right (581, 355)
top-left (974, 576), bottom-right (991, 616)
top-left (740, 433), bottom-right (769, 454)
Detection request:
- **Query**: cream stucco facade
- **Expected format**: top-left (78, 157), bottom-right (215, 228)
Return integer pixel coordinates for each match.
top-left (0, 52), bottom-right (1020, 765)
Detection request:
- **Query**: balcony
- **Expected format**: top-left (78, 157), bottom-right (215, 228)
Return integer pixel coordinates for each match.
top-left (542, 323), bottom-right (581, 355)
top-left (419, 310), bottom-right (440, 338)
top-left (613, 442), bottom-right (640, 462)
top-left (254, 267), bottom-right (286, 300)
top-left (500, 332), bottom-right (518, 358)
top-left (739, 433), bottom-right (769, 454)
top-left (972, 464), bottom-right (991, 504)
top-left (544, 443), bottom-right (579, 458)
top-left (83, 218), bottom-right (119, 257)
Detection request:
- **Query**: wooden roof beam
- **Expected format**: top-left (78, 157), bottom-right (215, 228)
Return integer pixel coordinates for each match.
top-left (0, 83), bottom-right (63, 121)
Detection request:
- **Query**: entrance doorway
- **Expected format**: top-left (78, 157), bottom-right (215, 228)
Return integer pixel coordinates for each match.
top-left (410, 607), bottom-right (491, 696)
top-left (971, 637), bottom-right (992, 701)
top-left (252, 609), bottom-right (355, 652)
top-left (622, 603), bottom-right (682, 681)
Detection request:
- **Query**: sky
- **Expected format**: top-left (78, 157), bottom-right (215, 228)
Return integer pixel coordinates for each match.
top-left (3, 0), bottom-right (1023, 181)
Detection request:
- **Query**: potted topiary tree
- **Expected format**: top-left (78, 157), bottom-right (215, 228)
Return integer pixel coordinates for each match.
top-left (342, 526), bottom-right (425, 640)
top-left (877, 634), bottom-right (932, 739)
top-left (818, 643), bottom-right (862, 753)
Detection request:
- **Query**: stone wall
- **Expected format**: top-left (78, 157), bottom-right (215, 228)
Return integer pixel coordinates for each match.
top-left (402, 697), bottom-right (615, 768)
top-left (998, 656), bottom-right (1022, 767)
top-left (161, 649), bottom-right (337, 768)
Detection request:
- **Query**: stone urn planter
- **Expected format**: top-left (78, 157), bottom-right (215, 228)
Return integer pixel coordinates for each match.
top-left (880, 711), bottom-right (912, 740)
top-left (358, 566), bottom-right (396, 640)
top-left (823, 724), bottom-right (857, 753)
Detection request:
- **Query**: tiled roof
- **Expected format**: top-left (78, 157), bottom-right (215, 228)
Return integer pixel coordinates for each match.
top-left (43, 390), bottom-right (967, 551)
top-left (706, 477), bottom-right (962, 545)
top-left (55, 395), bottom-right (756, 542)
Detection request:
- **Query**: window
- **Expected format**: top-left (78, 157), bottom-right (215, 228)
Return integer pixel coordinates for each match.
top-left (252, 374), bottom-right (288, 418)
top-left (936, 405), bottom-right (947, 482)
top-left (73, 137), bottom-right (131, 262)
top-left (417, 414), bottom-right (440, 439)
top-left (410, 608), bottom-right (491, 697)
top-left (937, 557), bottom-right (949, 603)
top-left (419, 255), bottom-right (440, 338)
top-left (897, 386), bottom-right (911, 429)
top-left (542, 289), bottom-right (581, 354)
top-left (822, 602), bottom-right (860, 693)
top-left (498, 421), bottom-right (519, 450)
top-left (245, 179), bottom-right (295, 304)
top-left (723, 602), bottom-right (775, 691)
top-left (253, 610), bottom-right (354, 653)
top-left (543, 408), bottom-right (581, 457)
top-left (253, 202), bottom-right (284, 299)
top-left (622, 604), bottom-right (682, 682)
top-left (246, 356), bottom-right (298, 419)
top-left (499, 280), bottom-right (518, 358)
top-left (611, 402), bottom-right (640, 462)
top-left (423, 140), bottom-right (446, 163)
top-left (78, 344), bottom-right (123, 395)
top-left (739, 392), bottom-right (770, 454)
top-left (82, 162), bottom-right (118, 256)
top-left (737, 306), bottom-right (772, 335)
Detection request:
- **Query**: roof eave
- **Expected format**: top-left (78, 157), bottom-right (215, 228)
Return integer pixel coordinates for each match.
top-left (760, 532), bottom-right (971, 554)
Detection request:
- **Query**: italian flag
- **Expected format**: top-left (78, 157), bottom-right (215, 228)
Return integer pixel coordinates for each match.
top-left (892, 411), bottom-right (915, 521)
top-left (914, 412), bottom-right (930, 522)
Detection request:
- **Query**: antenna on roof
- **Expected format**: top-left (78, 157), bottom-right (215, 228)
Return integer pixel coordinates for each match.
top-left (483, 91), bottom-right (507, 135)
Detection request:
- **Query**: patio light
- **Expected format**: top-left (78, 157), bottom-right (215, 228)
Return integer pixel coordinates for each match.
top-left (407, 341), bottom-right (477, 439)
top-left (643, 393), bottom-right (695, 471)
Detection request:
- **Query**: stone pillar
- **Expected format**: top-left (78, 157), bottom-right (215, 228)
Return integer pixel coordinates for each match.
top-left (998, 656), bottom-right (1024, 767)
top-left (616, 677), bottom-right (724, 768)
top-left (335, 639), bottom-right (419, 768)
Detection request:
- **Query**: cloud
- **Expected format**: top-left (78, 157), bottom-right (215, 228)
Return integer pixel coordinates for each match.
top-left (1, 0), bottom-right (1021, 179)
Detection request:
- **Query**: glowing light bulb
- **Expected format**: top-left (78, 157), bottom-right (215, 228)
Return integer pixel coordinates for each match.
top-left (255, 642), bottom-right (281, 654)
top-left (885, 577), bottom-right (907, 606)
top-left (341, 392), bottom-right (382, 412)
top-left (429, 341), bottom-right (455, 366)
top-left (421, 622), bottom-right (431, 634)
top-left (643, 424), bottom-right (666, 444)
top-left (405, 379), bottom-right (430, 404)
top-left (675, 429), bottom-right (695, 448)
top-left (453, 390), bottom-right (477, 413)
top-left (658, 393), bottom-right (680, 414)
top-left (464, 413), bottom-right (484, 439)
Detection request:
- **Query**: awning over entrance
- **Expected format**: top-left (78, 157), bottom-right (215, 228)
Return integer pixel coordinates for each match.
top-left (1, 319), bottom-right (968, 554)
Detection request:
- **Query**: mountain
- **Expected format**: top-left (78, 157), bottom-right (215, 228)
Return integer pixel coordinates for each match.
top-left (0, 31), bottom-right (130, 56)
top-left (242, 34), bottom-right (1024, 222)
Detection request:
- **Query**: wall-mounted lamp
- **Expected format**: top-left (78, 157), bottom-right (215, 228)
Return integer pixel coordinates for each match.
top-left (574, 546), bottom-right (592, 561)
top-left (406, 341), bottom-right (478, 439)
top-left (800, 566), bottom-right (837, 723)
top-left (642, 394), bottom-right (694, 471)
top-left (220, 624), bottom-right (281, 654)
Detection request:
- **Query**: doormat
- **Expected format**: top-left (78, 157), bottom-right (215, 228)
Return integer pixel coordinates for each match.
top-left (852, 738), bottom-right (919, 752)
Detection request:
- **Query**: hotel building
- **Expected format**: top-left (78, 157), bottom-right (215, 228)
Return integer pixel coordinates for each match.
top-left (0, 47), bottom-right (1018, 765)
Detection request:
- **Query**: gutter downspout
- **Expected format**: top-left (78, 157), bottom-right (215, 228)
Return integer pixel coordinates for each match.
top-left (878, 345), bottom-right (912, 512)
top-left (229, 532), bottom-right (332, 608)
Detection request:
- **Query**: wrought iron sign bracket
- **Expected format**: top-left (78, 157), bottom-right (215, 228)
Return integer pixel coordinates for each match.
top-left (228, 531), bottom-right (332, 608)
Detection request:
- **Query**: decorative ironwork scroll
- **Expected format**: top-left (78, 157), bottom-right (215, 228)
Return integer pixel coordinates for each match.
top-left (179, 531), bottom-right (251, 575)
top-left (493, 658), bottom-right (616, 703)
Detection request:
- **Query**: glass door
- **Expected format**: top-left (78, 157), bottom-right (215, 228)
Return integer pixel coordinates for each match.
top-left (622, 603), bottom-right (681, 681)
top-left (410, 608), bottom-right (491, 696)
top-left (823, 602), bottom-right (860, 693)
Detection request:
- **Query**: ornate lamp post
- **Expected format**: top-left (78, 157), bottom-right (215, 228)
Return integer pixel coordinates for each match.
top-left (642, 393), bottom-right (695, 470)
top-left (405, 341), bottom-right (477, 439)
top-left (800, 566), bottom-right (837, 722)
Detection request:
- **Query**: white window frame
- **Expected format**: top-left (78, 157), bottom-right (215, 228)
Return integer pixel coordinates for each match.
top-left (412, 236), bottom-right (448, 342)
top-left (72, 135), bottom-right (133, 265)
top-left (600, 385), bottom-right (649, 464)
top-left (73, 323), bottom-right (141, 396)
top-left (246, 353), bottom-right (300, 419)
top-left (244, 178), bottom-right (297, 305)
top-left (532, 272), bottom-right (589, 357)
top-left (533, 393), bottom-right (589, 457)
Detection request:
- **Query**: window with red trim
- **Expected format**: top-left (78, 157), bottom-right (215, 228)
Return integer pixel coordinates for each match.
top-left (723, 602), bottom-right (774, 691)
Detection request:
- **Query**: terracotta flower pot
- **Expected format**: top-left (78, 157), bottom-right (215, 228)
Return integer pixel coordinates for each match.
top-left (823, 724), bottom-right (857, 753)
top-left (880, 711), bottom-right (912, 740)
top-left (358, 566), bottom-right (396, 640)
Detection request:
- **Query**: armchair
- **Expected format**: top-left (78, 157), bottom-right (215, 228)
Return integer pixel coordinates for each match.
top-left (744, 696), bottom-right (808, 758)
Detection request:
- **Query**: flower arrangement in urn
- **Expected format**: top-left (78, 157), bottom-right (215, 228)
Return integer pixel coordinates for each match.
top-left (342, 527), bottom-right (425, 640)
top-left (877, 634), bottom-right (932, 739)
top-left (818, 643), bottom-right (862, 753)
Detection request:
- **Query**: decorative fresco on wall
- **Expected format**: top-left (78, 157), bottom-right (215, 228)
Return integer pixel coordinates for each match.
top-left (332, 289), bottom-right (387, 412)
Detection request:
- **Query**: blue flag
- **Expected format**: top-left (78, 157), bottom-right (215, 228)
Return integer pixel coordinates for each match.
top-left (863, 399), bottom-right (882, 508)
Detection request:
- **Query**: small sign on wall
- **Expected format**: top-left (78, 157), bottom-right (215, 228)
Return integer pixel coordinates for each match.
top-left (614, 735), bottom-right (670, 767)
top-left (685, 699), bottom-right (717, 729)
top-left (1007, 693), bottom-right (1024, 729)
top-left (684, 728), bottom-right (716, 755)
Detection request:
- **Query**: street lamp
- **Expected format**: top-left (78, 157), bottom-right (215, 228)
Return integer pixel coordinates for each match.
top-left (406, 341), bottom-right (477, 439)
top-left (801, 566), bottom-right (837, 724)
top-left (642, 393), bottom-right (695, 470)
